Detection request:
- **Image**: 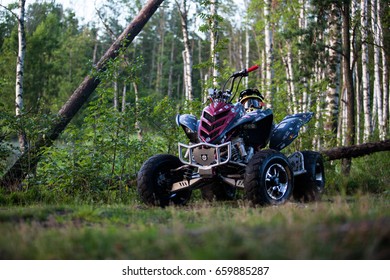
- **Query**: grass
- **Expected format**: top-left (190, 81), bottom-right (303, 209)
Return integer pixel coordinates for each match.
top-left (0, 194), bottom-right (388, 260)
top-left (0, 152), bottom-right (389, 259)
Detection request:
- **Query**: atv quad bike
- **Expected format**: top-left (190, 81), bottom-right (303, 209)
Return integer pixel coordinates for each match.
top-left (137, 65), bottom-right (325, 207)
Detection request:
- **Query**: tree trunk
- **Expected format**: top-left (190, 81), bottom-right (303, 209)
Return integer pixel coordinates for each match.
top-left (245, 0), bottom-right (250, 88)
top-left (378, 0), bottom-right (389, 138)
top-left (176, 0), bottom-right (193, 100)
top-left (155, 7), bottom-right (165, 94)
top-left (264, 0), bottom-right (273, 106)
top-left (133, 82), bottom-right (143, 141)
top-left (210, 0), bottom-right (220, 87)
top-left (324, 3), bottom-right (340, 146)
top-left (168, 38), bottom-right (175, 98)
top-left (341, 2), bottom-right (355, 174)
top-left (298, 0), bottom-right (308, 113)
top-left (15, 0), bottom-right (28, 153)
top-left (321, 140), bottom-right (390, 161)
top-left (0, 0), bottom-right (165, 190)
top-left (371, 0), bottom-right (384, 140)
top-left (361, 0), bottom-right (372, 142)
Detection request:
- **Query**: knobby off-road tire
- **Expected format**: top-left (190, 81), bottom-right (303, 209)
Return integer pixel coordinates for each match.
top-left (201, 182), bottom-right (236, 201)
top-left (244, 149), bottom-right (294, 206)
top-left (293, 151), bottom-right (325, 202)
top-left (137, 154), bottom-right (192, 207)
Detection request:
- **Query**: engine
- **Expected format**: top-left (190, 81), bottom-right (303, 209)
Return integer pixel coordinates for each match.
top-left (231, 137), bottom-right (254, 164)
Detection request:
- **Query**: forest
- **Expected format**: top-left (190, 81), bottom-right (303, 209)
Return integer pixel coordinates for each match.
top-left (0, 0), bottom-right (389, 260)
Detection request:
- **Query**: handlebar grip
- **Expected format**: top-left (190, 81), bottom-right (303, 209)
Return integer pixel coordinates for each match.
top-left (247, 65), bottom-right (259, 73)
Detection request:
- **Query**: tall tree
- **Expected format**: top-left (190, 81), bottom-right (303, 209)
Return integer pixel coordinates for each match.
top-left (15, 0), bottom-right (28, 152)
top-left (341, 0), bottom-right (355, 174)
top-left (360, 0), bottom-right (372, 142)
top-left (324, 3), bottom-right (341, 145)
top-left (176, 0), bottom-right (193, 100)
top-left (264, 0), bottom-right (273, 106)
top-left (210, 0), bottom-right (220, 87)
top-left (371, 0), bottom-right (384, 140)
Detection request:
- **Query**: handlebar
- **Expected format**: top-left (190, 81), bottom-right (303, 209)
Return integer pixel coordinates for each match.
top-left (232, 64), bottom-right (259, 78)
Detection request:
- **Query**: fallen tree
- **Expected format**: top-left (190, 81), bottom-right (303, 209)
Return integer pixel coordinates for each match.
top-left (321, 139), bottom-right (390, 161)
top-left (0, 0), bottom-right (165, 190)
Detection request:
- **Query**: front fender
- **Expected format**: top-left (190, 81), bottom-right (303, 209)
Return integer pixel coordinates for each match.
top-left (269, 112), bottom-right (313, 151)
top-left (176, 114), bottom-right (199, 143)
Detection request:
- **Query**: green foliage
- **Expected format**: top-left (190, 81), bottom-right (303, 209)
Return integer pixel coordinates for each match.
top-left (326, 152), bottom-right (390, 196)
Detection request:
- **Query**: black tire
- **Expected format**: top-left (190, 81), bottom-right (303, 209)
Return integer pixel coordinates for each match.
top-left (293, 151), bottom-right (325, 202)
top-left (137, 154), bottom-right (192, 207)
top-left (201, 182), bottom-right (236, 201)
top-left (244, 149), bottom-right (294, 206)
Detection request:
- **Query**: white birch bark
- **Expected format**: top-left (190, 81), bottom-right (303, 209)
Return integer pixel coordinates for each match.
top-left (245, 0), bottom-right (250, 88)
top-left (298, 0), bottom-right (308, 113)
top-left (210, 0), bottom-right (220, 87)
top-left (264, 0), bottom-right (273, 106)
top-left (377, 0), bottom-right (389, 137)
top-left (325, 4), bottom-right (341, 140)
top-left (361, 0), bottom-right (372, 141)
top-left (371, 0), bottom-right (383, 139)
top-left (121, 84), bottom-right (127, 113)
top-left (176, 0), bottom-right (193, 100)
top-left (15, 0), bottom-right (28, 153)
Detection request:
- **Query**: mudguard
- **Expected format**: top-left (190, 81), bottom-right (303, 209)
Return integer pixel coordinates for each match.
top-left (176, 114), bottom-right (199, 143)
top-left (269, 112), bottom-right (313, 151)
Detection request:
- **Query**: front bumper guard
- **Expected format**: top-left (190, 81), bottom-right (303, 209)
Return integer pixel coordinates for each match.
top-left (178, 141), bottom-right (232, 170)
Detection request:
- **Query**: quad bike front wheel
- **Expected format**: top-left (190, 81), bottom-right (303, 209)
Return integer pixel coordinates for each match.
top-left (293, 151), bottom-right (325, 202)
top-left (137, 154), bottom-right (192, 207)
top-left (244, 149), bottom-right (294, 206)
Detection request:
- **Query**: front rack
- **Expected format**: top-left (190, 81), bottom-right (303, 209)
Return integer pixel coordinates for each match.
top-left (178, 142), bottom-right (232, 170)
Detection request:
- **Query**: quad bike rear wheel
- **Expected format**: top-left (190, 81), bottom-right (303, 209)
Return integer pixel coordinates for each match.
top-left (137, 154), bottom-right (192, 207)
top-left (293, 151), bottom-right (325, 202)
top-left (244, 149), bottom-right (294, 206)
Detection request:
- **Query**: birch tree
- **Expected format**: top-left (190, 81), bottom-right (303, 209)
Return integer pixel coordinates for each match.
top-left (210, 0), bottom-right (220, 87)
top-left (264, 0), bottom-right (273, 106)
top-left (176, 0), bottom-right (193, 100)
top-left (324, 3), bottom-right (341, 143)
top-left (377, 0), bottom-right (389, 138)
top-left (0, 1), bottom-right (28, 152)
top-left (15, 0), bottom-right (28, 153)
top-left (360, 0), bottom-right (372, 142)
top-left (371, 0), bottom-right (385, 140)
top-left (341, 1), bottom-right (355, 174)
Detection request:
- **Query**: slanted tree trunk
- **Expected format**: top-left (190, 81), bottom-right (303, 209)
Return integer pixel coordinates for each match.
top-left (0, 0), bottom-right (165, 190)
top-left (15, 0), bottom-right (28, 153)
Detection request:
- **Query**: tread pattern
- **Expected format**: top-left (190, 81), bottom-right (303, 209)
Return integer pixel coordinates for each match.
top-left (293, 151), bottom-right (325, 202)
top-left (244, 149), bottom-right (293, 206)
top-left (137, 154), bottom-right (190, 207)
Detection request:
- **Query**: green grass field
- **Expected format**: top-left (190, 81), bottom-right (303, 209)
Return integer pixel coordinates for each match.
top-left (0, 194), bottom-right (388, 259)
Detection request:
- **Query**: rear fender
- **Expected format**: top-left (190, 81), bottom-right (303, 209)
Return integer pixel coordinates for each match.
top-left (269, 112), bottom-right (313, 151)
top-left (176, 114), bottom-right (199, 143)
